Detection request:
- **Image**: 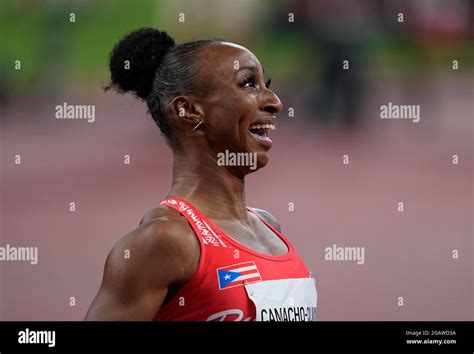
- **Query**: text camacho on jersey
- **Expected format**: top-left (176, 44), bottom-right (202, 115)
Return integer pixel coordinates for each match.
top-left (154, 197), bottom-right (318, 321)
top-left (262, 306), bottom-right (317, 321)
top-left (244, 278), bottom-right (317, 321)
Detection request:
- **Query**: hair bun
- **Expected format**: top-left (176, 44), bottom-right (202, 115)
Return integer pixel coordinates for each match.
top-left (108, 28), bottom-right (175, 99)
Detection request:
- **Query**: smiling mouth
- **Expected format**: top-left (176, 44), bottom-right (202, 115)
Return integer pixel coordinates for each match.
top-left (248, 123), bottom-right (276, 138)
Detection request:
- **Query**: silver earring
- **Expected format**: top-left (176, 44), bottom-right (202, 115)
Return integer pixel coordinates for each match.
top-left (191, 120), bottom-right (203, 131)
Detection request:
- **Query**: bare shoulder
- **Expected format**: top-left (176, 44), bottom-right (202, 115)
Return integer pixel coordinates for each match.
top-left (249, 207), bottom-right (281, 232)
top-left (139, 204), bottom-right (182, 225)
top-left (85, 207), bottom-right (199, 320)
top-left (109, 206), bottom-right (199, 286)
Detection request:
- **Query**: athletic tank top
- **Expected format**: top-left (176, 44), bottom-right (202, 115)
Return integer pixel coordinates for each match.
top-left (154, 196), bottom-right (318, 321)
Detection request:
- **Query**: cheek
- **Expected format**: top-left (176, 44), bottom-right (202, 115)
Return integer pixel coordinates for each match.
top-left (204, 92), bottom-right (257, 152)
top-left (214, 96), bottom-right (254, 133)
top-left (234, 95), bottom-right (257, 133)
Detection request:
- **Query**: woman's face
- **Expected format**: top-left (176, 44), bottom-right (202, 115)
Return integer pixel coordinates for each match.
top-left (192, 42), bottom-right (283, 175)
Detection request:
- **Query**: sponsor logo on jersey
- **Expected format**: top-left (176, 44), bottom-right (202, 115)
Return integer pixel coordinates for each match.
top-left (206, 309), bottom-right (253, 321)
top-left (217, 261), bottom-right (262, 290)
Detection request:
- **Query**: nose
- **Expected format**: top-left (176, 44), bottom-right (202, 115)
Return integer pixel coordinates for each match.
top-left (261, 89), bottom-right (283, 115)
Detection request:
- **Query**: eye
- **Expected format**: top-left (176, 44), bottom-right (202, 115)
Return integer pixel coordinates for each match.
top-left (239, 75), bottom-right (258, 88)
top-left (265, 78), bottom-right (271, 89)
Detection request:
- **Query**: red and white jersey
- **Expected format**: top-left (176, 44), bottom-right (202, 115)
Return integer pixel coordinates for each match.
top-left (154, 196), bottom-right (317, 321)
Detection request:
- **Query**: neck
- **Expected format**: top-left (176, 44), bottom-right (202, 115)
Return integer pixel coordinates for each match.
top-left (168, 150), bottom-right (249, 222)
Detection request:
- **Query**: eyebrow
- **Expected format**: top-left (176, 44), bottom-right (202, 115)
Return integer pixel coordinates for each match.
top-left (235, 65), bottom-right (265, 74)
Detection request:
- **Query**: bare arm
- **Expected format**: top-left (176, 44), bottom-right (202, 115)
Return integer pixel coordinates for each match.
top-left (85, 216), bottom-right (199, 320)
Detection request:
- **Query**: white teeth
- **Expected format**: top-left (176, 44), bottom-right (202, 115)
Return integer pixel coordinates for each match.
top-left (249, 123), bottom-right (276, 131)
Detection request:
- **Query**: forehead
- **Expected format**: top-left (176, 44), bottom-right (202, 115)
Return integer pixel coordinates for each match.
top-left (199, 42), bottom-right (262, 78)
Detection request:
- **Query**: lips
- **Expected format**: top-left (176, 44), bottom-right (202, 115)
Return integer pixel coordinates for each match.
top-left (248, 123), bottom-right (276, 136)
top-left (248, 120), bottom-right (276, 149)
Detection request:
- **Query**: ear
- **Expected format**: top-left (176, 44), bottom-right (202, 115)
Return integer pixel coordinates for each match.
top-left (170, 95), bottom-right (205, 128)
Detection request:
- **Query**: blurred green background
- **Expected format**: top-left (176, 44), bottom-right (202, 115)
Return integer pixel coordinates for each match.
top-left (1, 0), bottom-right (473, 96)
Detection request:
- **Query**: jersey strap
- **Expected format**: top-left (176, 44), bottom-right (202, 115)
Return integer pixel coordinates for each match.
top-left (160, 196), bottom-right (232, 248)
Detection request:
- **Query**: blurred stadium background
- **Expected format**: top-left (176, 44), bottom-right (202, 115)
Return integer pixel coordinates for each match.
top-left (1, 0), bottom-right (473, 320)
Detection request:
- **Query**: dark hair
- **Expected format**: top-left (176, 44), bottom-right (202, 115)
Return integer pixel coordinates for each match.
top-left (107, 28), bottom-right (221, 147)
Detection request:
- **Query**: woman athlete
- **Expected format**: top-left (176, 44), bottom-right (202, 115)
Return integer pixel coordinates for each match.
top-left (85, 28), bottom-right (317, 321)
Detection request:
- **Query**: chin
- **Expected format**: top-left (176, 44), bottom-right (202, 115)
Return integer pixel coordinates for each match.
top-left (250, 151), bottom-right (269, 172)
top-left (232, 151), bottom-right (269, 177)
top-left (257, 150), bottom-right (270, 164)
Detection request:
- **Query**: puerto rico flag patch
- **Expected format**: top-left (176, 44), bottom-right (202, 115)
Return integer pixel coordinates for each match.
top-left (217, 261), bottom-right (262, 290)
